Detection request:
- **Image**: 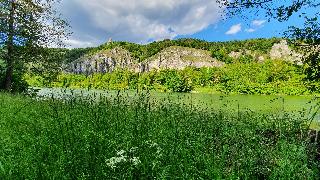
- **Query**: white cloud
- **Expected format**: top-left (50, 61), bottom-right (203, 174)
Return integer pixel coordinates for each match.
top-left (244, 19), bottom-right (266, 33)
top-left (225, 23), bottom-right (241, 35)
top-left (245, 28), bottom-right (256, 33)
top-left (252, 20), bottom-right (266, 27)
top-left (64, 39), bottom-right (95, 49)
top-left (60, 0), bottom-right (224, 47)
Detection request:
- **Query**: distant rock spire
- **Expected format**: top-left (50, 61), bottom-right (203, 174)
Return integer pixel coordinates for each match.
top-left (108, 37), bottom-right (113, 44)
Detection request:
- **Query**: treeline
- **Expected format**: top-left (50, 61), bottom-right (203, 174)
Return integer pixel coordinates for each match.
top-left (26, 59), bottom-right (319, 95)
top-left (63, 38), bottom-right (281, 63)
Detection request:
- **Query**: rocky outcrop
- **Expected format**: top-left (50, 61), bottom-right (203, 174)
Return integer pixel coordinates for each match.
top-left (65, 46), bottom-right (224, 74)
top-left (270, 40), bottom-right (303, 65)
top-left (64, 40), bottom-right (304, 75)
top-left (228, 51), bottom-right (242, 59)
top-left (226, 40), bottom-right (303, 65)
top-left (140, 46), bottom-right (224, 71)
top-left (65, 47), bottom-right (138, 74)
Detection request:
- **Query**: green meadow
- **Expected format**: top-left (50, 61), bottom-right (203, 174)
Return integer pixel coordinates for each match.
top-left (37, 87), bottom-right (317, 114)
top-left (1, 90), bottom-right (320, 179)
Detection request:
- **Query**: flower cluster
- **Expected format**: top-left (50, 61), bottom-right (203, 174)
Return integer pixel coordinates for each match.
top-left (105, 149), bottom-right (141, 169)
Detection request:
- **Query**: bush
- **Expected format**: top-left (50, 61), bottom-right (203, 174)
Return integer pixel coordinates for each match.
top-left (0, 59), bottom-right (5, 88)
top-left (155, 69), bottom-right (193, 92)
top-left (211, 48), bottom-right (233, 63)
top-left (217, 60), bottom-right (309, 95)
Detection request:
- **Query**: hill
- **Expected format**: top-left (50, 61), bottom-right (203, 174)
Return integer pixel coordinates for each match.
top-left (65, 38), bottom-right (282, 62)
top-left (63, 38), bottom-right (302, 74)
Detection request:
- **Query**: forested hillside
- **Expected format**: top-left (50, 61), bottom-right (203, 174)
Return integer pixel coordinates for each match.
top-left (24, 38), bottom-right (320, 95)
top-left (64, 38), bottom-right (282, 63)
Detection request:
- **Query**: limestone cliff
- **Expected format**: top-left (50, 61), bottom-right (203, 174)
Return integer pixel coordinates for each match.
top-left (227, 40), bottom-right (303, 64)
top-left (140, 46), bottom-right (224, 71)
top-left (269, 40), bottom-right (303, 65)
top-left (66, 46), bottom-right (224, 74)
top-left (65, 47), bottom-right (137, 74)
top-left (65, 40), bottom-right (303, 74)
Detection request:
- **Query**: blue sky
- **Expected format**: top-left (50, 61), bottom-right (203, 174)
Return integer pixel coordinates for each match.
top-left (178, 13), bottom-right (303, 42)
top-left (59, 0), bottom-right (314, 48)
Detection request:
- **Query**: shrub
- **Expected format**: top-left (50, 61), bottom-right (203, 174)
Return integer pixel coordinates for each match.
top-left (211, 48), bottom-right (233, 63)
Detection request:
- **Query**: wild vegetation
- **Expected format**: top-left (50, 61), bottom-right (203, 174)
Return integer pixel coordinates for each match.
top-left (0, 92), bottom-right (319, 179)
top-left (1, 0), bottom-right (320, 179)
top-left (26, 58), bottom-right (320, 95)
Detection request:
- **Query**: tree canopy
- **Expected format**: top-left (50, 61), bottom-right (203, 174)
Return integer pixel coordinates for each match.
top-left (0, 0), bottom-right (69, 91)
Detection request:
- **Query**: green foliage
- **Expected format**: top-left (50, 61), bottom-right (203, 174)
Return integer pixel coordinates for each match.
top-left (26, 69), bottom-right (194, 93)
top-left (0, 92), bottom-right (319, 179)
top-left (237, 54), bottom-right (256, 63)
top-left (0, 0), bottom-right (69, 91)
top-left (303, 52), bottom-right (320, 81)
top-left (9, 73), bottom-right (29, 92)
top-left (154, 70), bottom-right (193, 92)
top-left (217, 60), bottom-right (310, 95)
top-left (63, 38), bottom-right (281, 63)
top-left (63, 48), bottom-right (95, 63)
top-left (211, 48), bottom-right (233, 63)
top-left (26, 58), bottom-right (320, 95)
top-left (0, 59), bottom-right (5, 88)
top-left (0, 57), bottom-right (28, 92)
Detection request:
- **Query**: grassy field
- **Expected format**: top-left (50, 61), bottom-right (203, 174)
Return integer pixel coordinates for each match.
top-left (1, 91), bottom-right (320, 179)
top-left (37, 87), bottom-right (318, 113)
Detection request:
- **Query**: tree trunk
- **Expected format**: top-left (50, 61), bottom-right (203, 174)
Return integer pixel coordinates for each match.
top-left (4, 0), bottom-right (15, 91)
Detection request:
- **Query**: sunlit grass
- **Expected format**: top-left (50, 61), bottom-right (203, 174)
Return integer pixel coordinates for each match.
top-left (0, 91), bottom-right (319, 179)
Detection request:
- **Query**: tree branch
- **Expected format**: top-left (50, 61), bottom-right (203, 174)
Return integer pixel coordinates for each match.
top-left (226, 0), bottom-right (273, 9)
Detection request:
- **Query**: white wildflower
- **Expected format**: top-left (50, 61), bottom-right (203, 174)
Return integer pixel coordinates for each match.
top-left (106, 156), bottom-right (127, 169)
top-left (156, 146), bottom-right (162, 155)
top-left (116, 150), bottom-right (126, 156)
top-left (150, 142), bottom-right (158, 148)
top-left (129, 147), bottom-right (138, 153)
top-left (130, 157), bottom-right (141, 166)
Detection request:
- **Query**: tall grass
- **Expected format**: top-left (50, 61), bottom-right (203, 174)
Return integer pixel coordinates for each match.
top-left (0, 91), bottom-right (319, 179)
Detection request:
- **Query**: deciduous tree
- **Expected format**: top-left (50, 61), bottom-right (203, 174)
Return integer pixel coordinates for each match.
top-left (0, 0), bottom-right (69, 91)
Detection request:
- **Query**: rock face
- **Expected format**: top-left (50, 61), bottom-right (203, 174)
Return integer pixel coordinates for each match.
top-left (228, 51), bottom-right (242, 59)
top-left (140, 46), bottom-right (224, 71)
top-left (270, 40), bottom-right (303, 65)
top-left (226, 40), bottom-right (303, 65)
top-left (65, 47), bottom-right (137, 74)
top-left (65, 46), bottom-right (224, 74)
top-left (65, 40), bottom-right (303, 75)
